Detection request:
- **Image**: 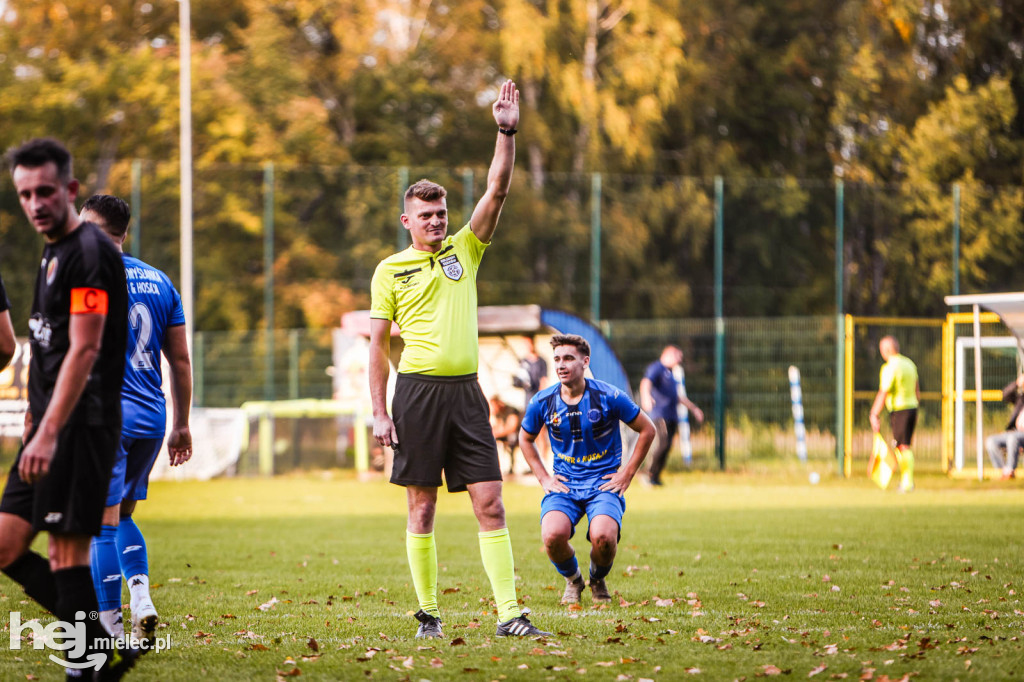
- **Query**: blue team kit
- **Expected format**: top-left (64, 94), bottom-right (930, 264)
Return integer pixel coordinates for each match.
top-left (522, 379), bottom-right (641, 534)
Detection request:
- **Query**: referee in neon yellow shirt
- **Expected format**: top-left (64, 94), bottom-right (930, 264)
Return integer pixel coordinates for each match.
top-left (368, 80), bottom-right (549, 640)
top-left (869, 336), bottom-right (920, 492)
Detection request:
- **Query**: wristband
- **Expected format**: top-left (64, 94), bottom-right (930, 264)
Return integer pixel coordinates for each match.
top-left (498, 127), bottom-right (517, 136)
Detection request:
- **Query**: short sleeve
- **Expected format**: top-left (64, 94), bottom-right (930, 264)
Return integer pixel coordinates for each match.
top-left (610, 387), bottom-right (641, 423)
top-left (879, 364), bottom-right (894, 393)
top-left (643, 362), bottom-right (660, 383)
top-left (370, 261), bottom-right (396, 321)
top-left (521, 397), bottom-right (545, 436)
top-left (453, 224), bottom-right (487, 268)
top-left (167, 276), bottom-right (186, 326)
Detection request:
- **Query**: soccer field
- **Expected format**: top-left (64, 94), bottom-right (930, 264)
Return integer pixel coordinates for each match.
top-left (2, 473), bottom-right (1024, 681)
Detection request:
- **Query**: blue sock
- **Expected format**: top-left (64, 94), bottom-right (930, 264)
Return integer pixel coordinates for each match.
top-left (90, 525), bottom-right (123, 612)
top-left (116, 516), bottom-right (149, 579)
top-left (552, 554), bottom-right (580, 579)
top-left (590, 560), bottom-right (612, 581)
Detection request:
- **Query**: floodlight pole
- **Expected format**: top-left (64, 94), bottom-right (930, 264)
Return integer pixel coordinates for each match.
top-left (179, 0), bottom-right (194, 354)
top-left (130, 159), bottom-right (141, 258)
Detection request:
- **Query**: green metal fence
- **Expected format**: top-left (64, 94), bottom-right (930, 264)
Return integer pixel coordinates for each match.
top-left (3, 164), bottom-right (1019, 339)
top-left (193, 328), bottom-right (334, 408)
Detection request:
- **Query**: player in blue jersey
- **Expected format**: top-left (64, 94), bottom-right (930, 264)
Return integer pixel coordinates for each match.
top-left (519, 334), bottom-right (655, 604)
top-left (81, 195), bottom-right (193, 643)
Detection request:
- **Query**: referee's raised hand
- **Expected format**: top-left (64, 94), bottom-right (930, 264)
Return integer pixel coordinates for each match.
top-left (492, 79), bottom-right (519, 131)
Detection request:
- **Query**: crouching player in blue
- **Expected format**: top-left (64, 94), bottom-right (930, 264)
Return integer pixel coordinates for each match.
top-left (82, 195), bottom-right (193, 642)
top-left (519, 334), bottom-right (655, 604)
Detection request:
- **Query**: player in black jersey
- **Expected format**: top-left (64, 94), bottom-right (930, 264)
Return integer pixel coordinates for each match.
top-left (0, 138), bottom-right (139, 680)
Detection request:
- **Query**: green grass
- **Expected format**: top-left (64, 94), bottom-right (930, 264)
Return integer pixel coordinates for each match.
top-left (3, 472), bottom-right (1024, 680)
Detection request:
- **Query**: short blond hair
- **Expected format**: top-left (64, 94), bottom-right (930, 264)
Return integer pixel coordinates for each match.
top-left (404, 179), bottom-right (447, 210)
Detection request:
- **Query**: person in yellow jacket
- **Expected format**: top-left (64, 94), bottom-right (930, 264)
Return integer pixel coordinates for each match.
top-left (869, 336), bottom-right (920, 492)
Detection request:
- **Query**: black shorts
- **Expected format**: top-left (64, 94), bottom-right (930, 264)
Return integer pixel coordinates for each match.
top-left (391, 373), bottom-right (502, 492)
top-left (0, 423), bottom-right (118, 536)
top-left (890, 409), bottom-right (917, 448)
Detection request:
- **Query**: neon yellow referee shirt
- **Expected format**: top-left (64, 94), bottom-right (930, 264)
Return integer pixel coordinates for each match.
top-left (370, 225), bottom-right (487, 376)
top-left (879, 353), bottom-right (919, 412)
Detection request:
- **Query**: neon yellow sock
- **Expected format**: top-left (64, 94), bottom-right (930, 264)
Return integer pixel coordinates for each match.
top-left (478, 528), bottom-right (521, 622)
top-left (406, 531), bottom-right (439, 617)
top-left (897, 448), bottom-right (914, 488)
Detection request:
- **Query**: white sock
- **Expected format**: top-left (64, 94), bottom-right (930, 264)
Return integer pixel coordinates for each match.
top-left (99, 608), bottom-right (124, 637)
top-left (127, 573), bottom-right (151, 605)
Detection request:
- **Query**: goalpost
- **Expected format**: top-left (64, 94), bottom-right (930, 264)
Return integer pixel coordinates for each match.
top-left (944, 294), bottom-right (1024, 480)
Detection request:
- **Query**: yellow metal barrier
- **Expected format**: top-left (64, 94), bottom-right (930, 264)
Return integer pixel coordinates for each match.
top-left (843, 315), bottom-right (944, 477)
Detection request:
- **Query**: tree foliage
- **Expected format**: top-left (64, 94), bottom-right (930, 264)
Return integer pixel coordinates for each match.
top-left (1, 0), bottom-right (1022, 331)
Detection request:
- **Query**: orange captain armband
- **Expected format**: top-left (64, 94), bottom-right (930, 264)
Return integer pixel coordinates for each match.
top-left (70, 288), bottom-right (109, 315)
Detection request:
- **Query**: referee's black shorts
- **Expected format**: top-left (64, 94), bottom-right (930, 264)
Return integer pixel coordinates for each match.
top-left (890, 408), bottom-right (917, 448)
top-left (0, 422), bottom-right (117, 536)
top-left (390, 372), bottom-right (502, 493)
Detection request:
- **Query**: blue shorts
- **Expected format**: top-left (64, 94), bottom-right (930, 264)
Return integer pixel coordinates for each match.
top-left (540, 487), bottom-right (625, 541)
top-left (105, 435), bottom-right (164, 507)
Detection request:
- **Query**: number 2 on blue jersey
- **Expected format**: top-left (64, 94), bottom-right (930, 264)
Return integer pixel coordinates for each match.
top-left (128, 301), bottom-right (156, 371)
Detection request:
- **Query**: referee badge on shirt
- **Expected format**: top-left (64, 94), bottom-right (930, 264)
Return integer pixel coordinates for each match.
top-left (439, 254), bottom-right (463, 281)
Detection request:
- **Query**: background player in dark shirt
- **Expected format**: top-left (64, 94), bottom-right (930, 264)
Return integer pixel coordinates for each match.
top-left (0, 138), bottom-right (138, 679)
top-left (640, 345), bottom-right (704, 486)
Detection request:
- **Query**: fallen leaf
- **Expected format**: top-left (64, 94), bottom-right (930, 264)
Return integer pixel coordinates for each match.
top-left (258, 597), bottom-right (280, 611)
top-left (808, 664), bottom-right (827, 677)
top-left (450, 637), bottom-right (466, 646)
top-left (307, 638), bottom-right (319, 653)
top-left (763, 664), bottom-right (785, 675)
